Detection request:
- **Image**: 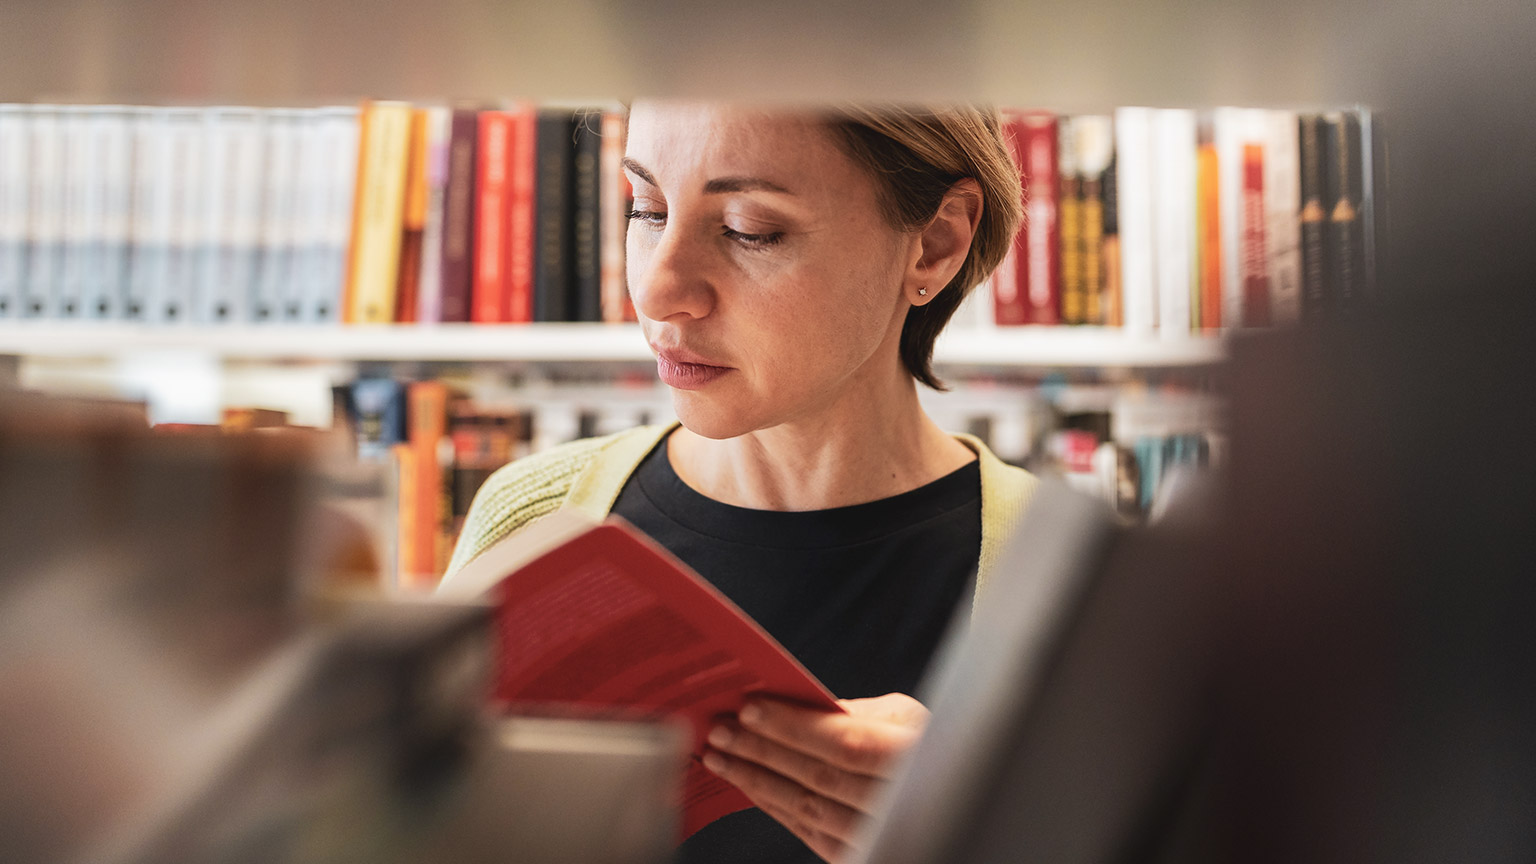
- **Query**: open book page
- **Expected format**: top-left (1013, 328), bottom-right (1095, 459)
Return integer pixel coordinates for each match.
top-left (442, 510), bottom-right (841, 839)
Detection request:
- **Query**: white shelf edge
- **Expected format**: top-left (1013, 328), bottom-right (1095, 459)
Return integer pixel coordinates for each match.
top-left (0, 322), bottom-right (1225, 367)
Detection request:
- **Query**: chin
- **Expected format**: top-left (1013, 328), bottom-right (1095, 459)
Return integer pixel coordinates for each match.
top-left (669, 390), bottom-right (761, 440)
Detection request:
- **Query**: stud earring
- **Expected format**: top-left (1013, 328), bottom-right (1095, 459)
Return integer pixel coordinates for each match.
top-left (918, 288), bottom-right (928, 297)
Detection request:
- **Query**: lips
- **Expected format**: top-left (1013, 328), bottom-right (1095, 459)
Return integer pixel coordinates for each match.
top-left (652, 346), bottom-right (733, 390)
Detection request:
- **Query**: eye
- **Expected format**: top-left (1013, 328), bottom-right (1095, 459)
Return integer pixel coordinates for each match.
top-left (721, 226), bottom-right (785, 248)
top-left (625, 208), bottom-right (667, 226)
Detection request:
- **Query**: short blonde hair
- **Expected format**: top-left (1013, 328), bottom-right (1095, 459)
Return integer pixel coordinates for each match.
top-left (827, 106), bottom-right (1022, 389)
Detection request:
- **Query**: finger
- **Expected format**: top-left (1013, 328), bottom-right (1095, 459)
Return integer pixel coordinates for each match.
top-left (739, 700), bottom-right (922, 778)
top-left (702, 748), bottom-right (864, 843)
top-left (838, 693), bottom-right (932, 728)
top-left (709, 721), bottom-right (880, 811)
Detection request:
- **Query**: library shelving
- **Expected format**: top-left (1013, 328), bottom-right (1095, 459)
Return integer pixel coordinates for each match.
top-left (0, 323), bottom-right (1224, 368)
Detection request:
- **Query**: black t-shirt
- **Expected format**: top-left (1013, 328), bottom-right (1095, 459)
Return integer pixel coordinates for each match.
top-left (609, 437), bottom-right (982, 864)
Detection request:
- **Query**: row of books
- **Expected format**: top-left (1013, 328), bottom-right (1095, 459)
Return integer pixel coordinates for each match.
top-left (0, 101), bottom-right (635, 325)
top-left (975, 106), bottom-right (1380, 333)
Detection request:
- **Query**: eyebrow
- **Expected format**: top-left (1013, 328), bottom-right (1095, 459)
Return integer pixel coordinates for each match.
top-left (622, 158), bottom-right (793, 196)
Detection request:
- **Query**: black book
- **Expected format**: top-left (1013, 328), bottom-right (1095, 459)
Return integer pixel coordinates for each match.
top-left (1323, 111), bottom-right (1364, 316)
top-left (533, 109), bottom-right (575, 322)
top-left (1298, 114), bottom-right (1332, 321)
top-left (570, 111), bottom-right (603, 323)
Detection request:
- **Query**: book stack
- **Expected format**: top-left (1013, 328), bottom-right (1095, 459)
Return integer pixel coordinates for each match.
top-left (0, 101), bottom-right (636, 326)
top-left (987, 106), bottom-right (1381, 334)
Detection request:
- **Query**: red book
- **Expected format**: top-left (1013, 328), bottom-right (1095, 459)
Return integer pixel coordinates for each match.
top-left (995, 111), bottom-right (1060, 325)
top-left (438, 511), bottom-right (842, 840)
top-left (505, 103), bottom-right (538, 323)
top-left (1241, 143), bottom-right (1271, 327)
top-left (472, 111), bottom-right (512, 324)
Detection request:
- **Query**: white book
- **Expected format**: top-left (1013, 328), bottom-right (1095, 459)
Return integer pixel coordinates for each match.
top-left (312, 106), bottom-right (359, 324)
top-left (24, 106), bottom-right (64, 319)
top-left (1114, 107), bottom-right (1156, 335)
top-left (416, 105), bottom-right (451, 323)
top-left (1151, 109), bottom-right (1196, 340)
top-left (1213, 108), bottom-right (1268, 327)
top-left (252, 109), bottom-right (300, 323)
top-left (57, 106), bottom-right (101, 319)
top-left (0, 104), bottom-right (28, 319)
top-left (93, 107), bottom-right (134, 319)
top-left (1265, 110), bottom-right (1302, 325)
top-left (289, 109), bottom-right (331, 324)
top-left (126, 107), bottom-right (173, 321)
top-left (198, 107), bottom-right (265, 324)
top-left (152, 106), bottom-right (203, 324)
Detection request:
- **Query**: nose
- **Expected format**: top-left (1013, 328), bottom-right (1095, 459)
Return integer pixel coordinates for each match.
top-left (628, 222), bottom-right (715, 323)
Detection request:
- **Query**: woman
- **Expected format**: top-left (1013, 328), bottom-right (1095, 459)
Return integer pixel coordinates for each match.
top-left (443, 101), bottom-right (1037, 863)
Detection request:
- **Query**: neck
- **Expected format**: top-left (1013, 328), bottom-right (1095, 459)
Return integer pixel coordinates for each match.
top-left (667, 356), bottom-right (976, 511)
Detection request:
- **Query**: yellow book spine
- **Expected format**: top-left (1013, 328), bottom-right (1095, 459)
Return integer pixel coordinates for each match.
top-left (345, 101), bottom-right (413, 324)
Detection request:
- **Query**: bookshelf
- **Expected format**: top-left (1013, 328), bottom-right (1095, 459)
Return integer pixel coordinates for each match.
top-left (0, 323), bottom-right (1224, 368)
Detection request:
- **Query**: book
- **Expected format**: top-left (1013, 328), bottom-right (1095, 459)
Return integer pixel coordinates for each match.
top-left (1323, 111), bottom-right (1364, 315)
top-left (571, 110), bottom-right (603, 323)
top-left (1196, 128), bottom-right (1222, 331)
top-left (1265, 109), bottom-right (1302, 325)
top-left (253, 109), bottom-right (301, 324)
top-left (1115, 107), bottom-right (1155, 334)
top-left (437, 509), bottom-right (843, 840)
top-left (1240, 141), bottom-right (1270, 327)
top-left (57, 106), bottom-right (96, 319)
top-left (393, 107), bottom-right (430, 324)
top-left (94, 107), bottom-right (133, 320)
top-left (506, 103), bottom-right (538, 323)
top-left (1057, 117), bottom-right (1085, 325)
top-left (343, 100), bottom-right (412, 324)
top-left (1151, 108), bottom-right (1196, 339)
top-left (534, 108), bottom-right (575, 323)
top-left (599, 109), bottom-right (634, 323)
top-left (402, 379), bottom-right (450, 589)
top-left (436, 107), bottom-right (479, 323)
top-left (472, 109), bottom-right (512, 324)
top-left (0, 104), bottom-right (26, 319)
top-left (414, 106), bottom-right (451, 323)
top-left (1297, 113), bottom-right (1331, 321)
top-left (25, 105), bottom-right (63, 319)
top-left (1074, 116), bottom-right (1114, 327)
top-left (198, 107), bottom-right (263, 324)
top-left (1101, 149), bottom-right (1122, 327)
top-left (310, 106), bottom-right (358, 324)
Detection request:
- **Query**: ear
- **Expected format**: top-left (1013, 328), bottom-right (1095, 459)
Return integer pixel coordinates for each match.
top-left (904, 178), bottom-right (983, 306)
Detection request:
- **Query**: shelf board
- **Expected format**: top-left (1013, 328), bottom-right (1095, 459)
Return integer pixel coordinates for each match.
top-left (0, 322), bottom-right (1225, 367)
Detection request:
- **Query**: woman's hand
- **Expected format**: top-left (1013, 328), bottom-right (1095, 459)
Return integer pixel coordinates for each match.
top-left (701, 692), bottom-right (930, 862)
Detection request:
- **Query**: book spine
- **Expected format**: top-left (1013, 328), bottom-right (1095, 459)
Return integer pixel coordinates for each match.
top-left (533, 109), bottom-right (574, 323)
top-left (392, 442), bottom-right (417, 592)
top-left (1297, 113), bottom-right (1330, 321)
top-left (394, 107), bottom-right (430, 324)
top-left (571, 110), bottom-right (603, 323)
top-left (57, 106), bottom-right (97, 319)
top-left (125, 107), bottom-right (167, 322)
top-left (253, 109), bottom-right (300, 324)
top-left (1114, 107), bottom-right (1155, 334)
top-left (472, 109), bottom-right (511, 324)
top-left (314, 106), bottom-right (358, 324)
top-left (1152, 108), bottom-right (1195, 339)
top-left (1020, 113), bottom-right (1060, 325)
top-left (1265, 109), bottom-right (1302, 326)
top-left (345, 100), bottom-right (412, 324)
top-left (406, 379), bottom-right (450, 589)
top-left (599, 110), bottom-right (634, 323)
top-left (288, 108), bottom-right (327, 323)
top-left (505, 104), bottom-right (538, 323)
top-left (1213, 108), bottom-right (1250, 327)
top-left (437, 107), bottom-right (478, 323)
top-left (201, 107), bottom-right (263, 324)
top-left (1359, 106), bottom-right (1382, 300)
top-left (159, 106), bottom-right (203, 324)
top-left (0, 105), bottom-right (27, 319)
top-left (1196, 134), bottom-right (1222, 330)
top-left (196, 108), bottom-right (232, 324)
top-left (1101, 149), bottom-right (1121, 327)
top-left (1324, 111), bottom-right (1363, 315)
top-left (1074, 115), bottom-right (1113, 326)
top-left (415, 106), bottom-right (451, 323)
top-left (25, 105), bottom-right (63, 319)
top-left (1057, 117), bottom-right (1084, 325)
top-left (994, 111), bottom-right (1029, 326)
top-left (95, 107), bottom-right (133, 320)
top-left (1240, 143), bottom-right (1270, 327)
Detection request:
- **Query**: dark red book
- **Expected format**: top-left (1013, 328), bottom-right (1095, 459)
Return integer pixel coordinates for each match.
top-left (1241, 143), bottom-right (1271, 327)
top-left (438, 511), bottom-right (842, 841)
top-left (995, 111), bottom-right (1060, 325)
top-left (437, 107), bottom-right (479, 323)
top-left (472, 110), bottom-right (513, 324)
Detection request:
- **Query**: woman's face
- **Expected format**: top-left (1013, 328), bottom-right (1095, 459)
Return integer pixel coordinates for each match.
top-left (625, 102), bottom-right (915, 440)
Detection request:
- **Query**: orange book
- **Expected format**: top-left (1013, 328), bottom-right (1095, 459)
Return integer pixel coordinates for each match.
top-left (472, 110), bottom-right (512, 323)
top-left (505, 104), bottom-right (538, 323)
top-left (1197, 141), bottom-right (1222, 330)
top-left (405, 380), bottom-right (449, 589)
top-left (438, 510), bottom-right (842, 840)
top-left (344, 101), bottom-right (413, 324)
top-left (392, 443), bottom-right (419, 590)
top-left (394, 108), bottom-right (431, 324)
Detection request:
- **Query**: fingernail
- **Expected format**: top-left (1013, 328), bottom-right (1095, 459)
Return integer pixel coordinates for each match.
top-left (702, 752), bottom-right (727, 774)
top-left (739, 703), bottom-right (762, 727)
top-left (708, 725), bottom-right (733, 749)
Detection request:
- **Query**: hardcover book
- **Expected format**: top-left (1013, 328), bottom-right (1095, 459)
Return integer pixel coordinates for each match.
top-left (438, 510), bottom-right (842, 840)
top-left (533, 109), bottom-right (575, 323)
